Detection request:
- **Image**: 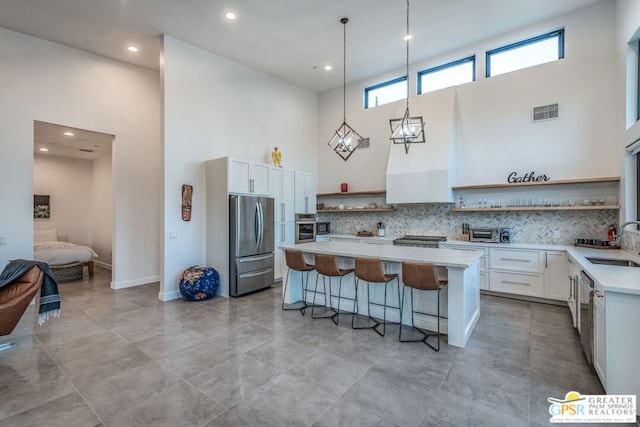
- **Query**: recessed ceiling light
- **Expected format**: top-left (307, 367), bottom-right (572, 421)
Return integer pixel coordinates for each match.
top-left (225, 11), bottom-right (237, 21)
top-left (63, 131), bottom-right (74, 136)
top-left (39, 147), bottom-right (49, 152)
top-left (404, 34), bottom-right (413, 41)
top-left (127, 46), bottom-right (139, 53)
top-left (324, 65), bottom-right (332, 71)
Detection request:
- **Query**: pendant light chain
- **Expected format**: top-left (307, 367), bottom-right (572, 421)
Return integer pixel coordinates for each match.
top-left (405, 0), bottom-right (410, 111)
top-left (342, 17), bottom-right (348, 124)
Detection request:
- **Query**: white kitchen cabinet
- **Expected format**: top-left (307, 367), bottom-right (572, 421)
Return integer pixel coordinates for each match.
top-left (593, 283), bottom-right (606, 385)
top-left (489, 247), bottom-right (544, 297)
top-left (274, 222), bottom-right (295, 280)
top-left (294, 171), bottom-right (317, 214)
top-left (490, 270), bottom-right (544, 297)
top-left (440, 243), bottom-right (489, 290)
top-left (544, 251), bottom-right (568, 301)
top-left (269, 167), bottom-right (295, 223)
top-left (270, 166), bottom-right (295, 281)
top-left (229, 158), bottom-right (270, 195)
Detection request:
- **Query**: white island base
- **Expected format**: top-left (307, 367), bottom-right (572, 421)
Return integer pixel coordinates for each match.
top-left (281, 241), bottom-right (483, 348)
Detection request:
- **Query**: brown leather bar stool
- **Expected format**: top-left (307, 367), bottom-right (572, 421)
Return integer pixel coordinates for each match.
top-left (282, 249), bottom-right (315, 315)
top-left (353, 257), bottom-right (400, 337)
top-left (400, 262), bottom-right (448, 351)
top-left (312, 253), bottom-right (355, 325)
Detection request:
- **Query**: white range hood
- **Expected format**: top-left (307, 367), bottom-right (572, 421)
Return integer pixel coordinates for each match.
top-left (385, 91), bottom-right (457, 204)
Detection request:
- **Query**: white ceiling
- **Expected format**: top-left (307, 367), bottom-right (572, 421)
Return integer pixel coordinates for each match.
top-left (0, 0), bottom-right (603, 93)
top-left (34, 121), bottom-right (113, 161)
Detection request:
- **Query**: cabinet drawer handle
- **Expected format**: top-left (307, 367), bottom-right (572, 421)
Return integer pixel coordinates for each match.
top-left (501, 280), bottom-right (530, 286)
top-left (500, 258), bottom-right (530, 262)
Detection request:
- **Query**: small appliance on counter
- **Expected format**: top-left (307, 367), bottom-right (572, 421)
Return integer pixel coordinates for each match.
top-left (573, 238), bottom-right (619, 249)
top-left (316, 221), bottom-right (330, 235)
top-left (469, 227), bottom-right (511, 243)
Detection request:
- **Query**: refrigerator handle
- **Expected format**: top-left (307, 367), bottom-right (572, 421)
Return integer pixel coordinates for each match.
top-left (257, 202), bottom-right (263, 249)
top-left (254, 202), bottom-right (260, 248)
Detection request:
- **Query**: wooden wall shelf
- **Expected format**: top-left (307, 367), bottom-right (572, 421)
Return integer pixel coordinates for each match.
top-left (451, 205), bottom-right (620, 212)
top-left (317, 190), bottom-right (386, 197)
top-left (318, 208), bottom-right (395, 213)
top-left (452, 177), bottom-right (620, 191)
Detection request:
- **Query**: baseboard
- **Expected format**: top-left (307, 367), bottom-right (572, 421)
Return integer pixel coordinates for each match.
top-left (158, 290), bottom-right (182, 301)
top-left (110, 275), bottom-right (160, 290)
top-left (94, 260), bottom-right (112, 270)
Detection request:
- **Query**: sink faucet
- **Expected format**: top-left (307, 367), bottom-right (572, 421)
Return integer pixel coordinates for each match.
top-left (614, 221), bottom-right (640, 246)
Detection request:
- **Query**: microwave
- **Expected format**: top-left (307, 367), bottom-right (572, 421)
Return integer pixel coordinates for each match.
top-left (316, 222), bottom-right (330, 235)
top-left (470, 228), bottom-right (511, 243)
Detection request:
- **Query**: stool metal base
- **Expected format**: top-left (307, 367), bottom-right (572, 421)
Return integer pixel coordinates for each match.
top-left (282, 269), bottom-right (310, 315)
top-left (352, 277), bottom-right (400, 337)
top-left (399, 286), bottom-right (447, 351)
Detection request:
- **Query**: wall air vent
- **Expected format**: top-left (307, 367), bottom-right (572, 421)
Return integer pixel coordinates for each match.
top-left (78, 149), bottom-right (94, 153)
top-left (532, 103), bottom-right (559, 122)
top-left (357, 137), bottom-right (370, 149)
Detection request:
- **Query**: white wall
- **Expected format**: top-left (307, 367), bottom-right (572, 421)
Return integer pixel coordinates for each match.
top-left (33, 154), bottom-right (93, 244)
top-left (616, 0), bottom-right (640, 223)
top-left (160, 35), bottom-right (318, 300)
top-left (318, 1), bottom-right (619, 192)
top-left (92, 153), bottom-right (114, 267)
top-left (0, 28), bottom-right (161, 287)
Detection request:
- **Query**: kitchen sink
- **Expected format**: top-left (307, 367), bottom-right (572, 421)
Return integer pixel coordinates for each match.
top-left (586, 257), bottom-right (640, 267)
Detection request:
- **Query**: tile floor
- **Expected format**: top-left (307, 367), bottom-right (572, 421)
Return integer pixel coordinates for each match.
top-left (0, 267), bottom-right (637, 426)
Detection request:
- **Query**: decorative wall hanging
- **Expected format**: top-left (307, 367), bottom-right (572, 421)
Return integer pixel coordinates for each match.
top-left (182, 185), bottom-right (193, 221)
top-left (34, 195), bottom-right (50, 218)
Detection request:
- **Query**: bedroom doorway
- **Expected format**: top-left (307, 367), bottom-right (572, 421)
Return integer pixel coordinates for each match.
top-left (33, 120), bottom-right (115, 282)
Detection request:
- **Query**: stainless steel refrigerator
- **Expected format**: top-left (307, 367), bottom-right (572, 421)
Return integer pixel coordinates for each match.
top-left (229, 195), bottom-right (275, 297)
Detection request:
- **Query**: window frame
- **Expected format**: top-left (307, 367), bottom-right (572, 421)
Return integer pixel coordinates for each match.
top-left (364, 75), bottom-right (407, 109)
top-left (637, 39), bottom-right (640, 122)
top-left (485, 29), bottom-right (565, 78)
top-left (417, 55), bottom-right (476, 95)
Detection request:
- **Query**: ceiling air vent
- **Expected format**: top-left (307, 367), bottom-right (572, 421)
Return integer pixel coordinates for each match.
top-left (532, 103), bottom-right (559, 122)
top-left (78, 149), bottom-right (94, 153)
top-left (357, 137), bottom-right (370, 149)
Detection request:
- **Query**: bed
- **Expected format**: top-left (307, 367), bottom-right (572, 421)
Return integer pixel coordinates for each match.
top-left (33, 228), bottom-right (98, 281)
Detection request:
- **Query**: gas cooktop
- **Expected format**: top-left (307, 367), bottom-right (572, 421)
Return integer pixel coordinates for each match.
top-left (392, 235), bottom-right (447, 248)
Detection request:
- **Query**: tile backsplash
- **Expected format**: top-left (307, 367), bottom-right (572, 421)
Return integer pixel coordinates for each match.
top-left (318, 204), bottom-right (627, 246)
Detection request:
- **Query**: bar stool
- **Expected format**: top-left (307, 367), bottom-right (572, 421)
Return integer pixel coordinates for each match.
top-left (282, 250), bottom-right (315, 315)
top-left (312, 253), bottom-right (355, 325)
top-left (400, 262), bottom-right (448, 351)
top-left (352, 257), bottom-right (400, 337)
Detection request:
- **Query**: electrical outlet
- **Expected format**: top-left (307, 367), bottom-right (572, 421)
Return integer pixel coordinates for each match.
top-left (554, 230), bottom-right (560, 239)
top-left (0, 237), bottom-right (6, 246)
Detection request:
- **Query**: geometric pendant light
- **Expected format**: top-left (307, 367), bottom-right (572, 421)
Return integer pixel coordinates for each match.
top-left (327, 17), bottom-right (364, 161)
top-left (389, 0), bottom-right (425, 154)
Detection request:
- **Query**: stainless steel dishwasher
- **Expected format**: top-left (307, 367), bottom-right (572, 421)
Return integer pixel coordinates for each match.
top-left (579, 270), bottom-right (594, 365)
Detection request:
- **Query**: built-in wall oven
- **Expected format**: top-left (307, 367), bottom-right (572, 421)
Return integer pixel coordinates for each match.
top-left (295, 213), bottom-right (316, 243)
top-left (579, 270), bottom-right (594, 365)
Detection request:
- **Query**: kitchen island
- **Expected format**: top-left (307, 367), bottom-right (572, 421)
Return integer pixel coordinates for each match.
top-left (281, 241), bottom-right (483, 348)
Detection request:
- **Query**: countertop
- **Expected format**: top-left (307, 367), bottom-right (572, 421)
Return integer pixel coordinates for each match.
top-left (283, 240), bottom-right (483, 269)
top-left (317, 233), bottom-right (396, 242)
top-left (442, 240), bottom-right (640, 295)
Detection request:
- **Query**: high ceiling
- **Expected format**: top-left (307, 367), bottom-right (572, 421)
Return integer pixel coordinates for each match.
top-left (34, 121), bottom-right (113, 161)
top-left (0, 0), bottom-right (604, 93)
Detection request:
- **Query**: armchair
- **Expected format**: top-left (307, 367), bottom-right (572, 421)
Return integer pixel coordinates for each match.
top-left (0, 265), bottom-right (44, 351)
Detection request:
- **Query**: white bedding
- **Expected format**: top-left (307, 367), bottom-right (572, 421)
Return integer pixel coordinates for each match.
top-left (34, 241), bottom-right (98, 265)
